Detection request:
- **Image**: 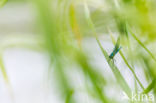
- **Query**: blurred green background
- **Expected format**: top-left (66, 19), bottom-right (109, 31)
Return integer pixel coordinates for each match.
top-left (0, 0), bottom-right (156, 103)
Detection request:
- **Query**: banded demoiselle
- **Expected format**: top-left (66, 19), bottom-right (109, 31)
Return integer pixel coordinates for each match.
top-left (109, 37), bottom-right (122, 59)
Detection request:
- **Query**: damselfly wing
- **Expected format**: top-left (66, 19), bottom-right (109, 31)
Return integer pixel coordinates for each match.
top-left (109, 37), bottom-right (121, 59)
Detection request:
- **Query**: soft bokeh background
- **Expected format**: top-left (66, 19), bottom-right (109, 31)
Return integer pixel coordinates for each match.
top-left (0, 0), bottom-right (155, 103)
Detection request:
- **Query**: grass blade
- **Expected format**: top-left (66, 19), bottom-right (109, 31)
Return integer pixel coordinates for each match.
top-left (142, 80), bottom-right (155, 94)
top-left (77, 53), bottom-right (108, 103)
top-left (128, 27), bottom-right (156, 62)
top-left (109, 31), bottom-right (145, 90)
top-left (0, 53), bottom-right (9, 84)
top-left (84, 3), bottom-right (131, 98)
top-left (65, 90), bottom-right (74, 103)
top-left (96, 38), bottom-right (131, 97)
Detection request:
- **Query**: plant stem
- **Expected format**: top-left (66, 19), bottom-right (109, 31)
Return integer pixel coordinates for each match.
top-left (142, 79), bottom-right (155, 94)
top-left (128, 28), bottom-right (156, 62)
top-left (109, 32), bottom-right (145, 90)
top-left (0, 53), bottom-right (9, 84)
top-left (84, 2), bottom-right (131, 98)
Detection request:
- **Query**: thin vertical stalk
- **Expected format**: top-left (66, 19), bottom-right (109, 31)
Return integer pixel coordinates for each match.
top-left (0, 54), bottom-right (9, 84)
top-left (109, 32), bottom-right (145, 90)
top-left (84, 2), bottom-right (131, 98)
top-left (128, 27), bottom-right (156, 62)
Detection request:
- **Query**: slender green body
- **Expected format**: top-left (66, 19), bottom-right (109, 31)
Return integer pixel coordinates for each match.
top-left (109, 38), bottom-right (121, 59)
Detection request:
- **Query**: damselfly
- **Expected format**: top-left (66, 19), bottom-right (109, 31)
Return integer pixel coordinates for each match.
top-left (109, 37), bottom-right (122, 60)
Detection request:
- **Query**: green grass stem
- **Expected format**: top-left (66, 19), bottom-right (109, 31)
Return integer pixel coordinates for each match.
top-left (109, 31), bottom-right (145, 90)
top-left (128, 27), bottom-right (156, 62)
top-left (84, 2), bottom-right (131, 98)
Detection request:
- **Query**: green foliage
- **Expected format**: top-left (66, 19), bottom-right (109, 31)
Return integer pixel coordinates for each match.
top-left (0, 0), bottom-right (156, 103)
top-left (0, 0), bottom-right (7, 6)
